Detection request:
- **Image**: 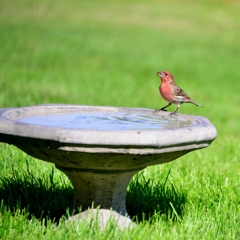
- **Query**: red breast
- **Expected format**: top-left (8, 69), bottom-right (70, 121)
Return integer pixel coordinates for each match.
top-left (159, 82), bottom-right (174, 103)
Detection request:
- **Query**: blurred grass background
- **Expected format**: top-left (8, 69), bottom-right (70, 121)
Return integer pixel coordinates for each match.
top-left (0, 0), bottom-right (240, 238)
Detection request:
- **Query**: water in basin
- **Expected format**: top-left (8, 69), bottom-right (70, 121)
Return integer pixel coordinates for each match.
top-left (18, 112), bottom-right (198, 130)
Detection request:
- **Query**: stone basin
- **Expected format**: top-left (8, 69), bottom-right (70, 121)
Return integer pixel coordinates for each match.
top-left (0, 104), bottom-right (217, 218)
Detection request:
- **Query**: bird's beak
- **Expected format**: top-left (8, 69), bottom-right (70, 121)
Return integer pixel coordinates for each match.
top-left (157, 72), bottom-right (162, 77)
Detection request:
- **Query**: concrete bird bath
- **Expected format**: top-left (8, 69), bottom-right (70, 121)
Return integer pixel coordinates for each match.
top-left (0, 104), bottom-right (216, 225)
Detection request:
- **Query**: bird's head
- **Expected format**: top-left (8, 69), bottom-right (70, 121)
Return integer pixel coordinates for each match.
top-left (157, 71), bottom-right (174, 83)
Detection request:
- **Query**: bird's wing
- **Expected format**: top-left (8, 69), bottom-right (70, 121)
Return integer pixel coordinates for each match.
top-left (172, 84), bottom-right (187, 96)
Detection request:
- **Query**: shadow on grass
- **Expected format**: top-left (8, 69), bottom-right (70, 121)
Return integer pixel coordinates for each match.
top-left (0, 166), bottom-right (74, 222)
top-left (126, 170), bottom-right (187, 223)
top-left (0, 165), bottom-right (187, 223)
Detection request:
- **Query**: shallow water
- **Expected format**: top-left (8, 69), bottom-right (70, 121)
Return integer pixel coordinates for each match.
top-left (18, 112), bottom-right (198, 130)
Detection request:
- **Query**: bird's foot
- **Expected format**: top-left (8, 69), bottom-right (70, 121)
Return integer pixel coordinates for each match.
top-left (154, 108), bottom-right (167, 113)
top-left (170, 112), bottom-right (178, 116)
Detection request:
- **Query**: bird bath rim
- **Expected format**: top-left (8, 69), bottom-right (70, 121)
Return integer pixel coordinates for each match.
top-left (0, 104), bottom-right (217, 152)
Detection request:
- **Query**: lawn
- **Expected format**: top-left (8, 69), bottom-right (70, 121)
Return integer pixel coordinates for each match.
top-left (0, 0), bottom-right (240, 239)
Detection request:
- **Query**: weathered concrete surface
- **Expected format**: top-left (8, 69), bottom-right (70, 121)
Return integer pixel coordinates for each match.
top-left (0, 104), bottom-right (217, 216)
top-left (68, 209), bottom-right (135, 230)
top-left (57, 167), bottom-right (139, 215)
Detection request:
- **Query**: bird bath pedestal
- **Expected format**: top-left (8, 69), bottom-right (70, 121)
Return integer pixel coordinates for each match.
top-left (0, 104), bottom-right (216, 226)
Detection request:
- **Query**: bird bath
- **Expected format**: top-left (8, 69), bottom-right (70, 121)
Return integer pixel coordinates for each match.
top-left (0, 104), bottom-right (216, 222)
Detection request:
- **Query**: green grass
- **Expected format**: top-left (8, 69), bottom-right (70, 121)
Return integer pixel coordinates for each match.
top-left (0, 0), bottom-right (240, 239)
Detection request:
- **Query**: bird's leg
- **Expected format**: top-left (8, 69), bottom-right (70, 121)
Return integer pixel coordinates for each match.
top-left (155, 103), bottom-right (172, 112)
top-left (161, 103), bottom-right (172, 111)
top-left (170, 103), bottom-right (180, 115)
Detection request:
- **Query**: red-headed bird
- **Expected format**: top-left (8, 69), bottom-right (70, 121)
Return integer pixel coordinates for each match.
top-left (156, 71), bottom-right (203, 115)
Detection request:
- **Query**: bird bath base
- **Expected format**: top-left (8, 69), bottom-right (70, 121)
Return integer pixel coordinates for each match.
top-left (0, 104), bottom-right (217, 221)
top-left (56, 166), bottom-right (139, 215)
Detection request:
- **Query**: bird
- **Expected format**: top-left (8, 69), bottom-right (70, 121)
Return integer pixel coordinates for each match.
top-left (156, 71), bottom-right (203, 115)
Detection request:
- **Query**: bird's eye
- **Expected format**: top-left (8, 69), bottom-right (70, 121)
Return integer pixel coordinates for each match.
top-left (164, 73), bottom-right (168, 76)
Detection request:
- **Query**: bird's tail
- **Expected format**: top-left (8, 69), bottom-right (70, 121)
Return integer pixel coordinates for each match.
top-left (189, 99), bottom-right (203, 108)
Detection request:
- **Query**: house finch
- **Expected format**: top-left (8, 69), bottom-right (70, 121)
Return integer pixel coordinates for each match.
top-left (156, 71), bottom-right (203, 115)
